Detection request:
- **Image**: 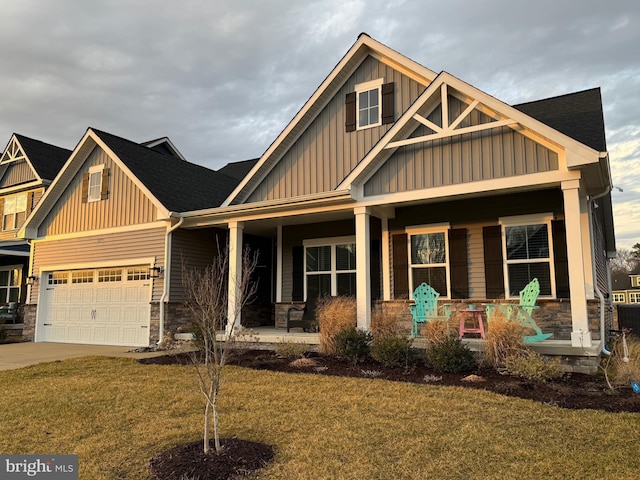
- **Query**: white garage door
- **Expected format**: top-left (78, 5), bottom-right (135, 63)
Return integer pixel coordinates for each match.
top-left (38, 266), bottom-right (152, 346)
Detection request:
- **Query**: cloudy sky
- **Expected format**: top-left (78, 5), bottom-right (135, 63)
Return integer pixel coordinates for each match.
top-left (0, 0), bottom-right (638, 248)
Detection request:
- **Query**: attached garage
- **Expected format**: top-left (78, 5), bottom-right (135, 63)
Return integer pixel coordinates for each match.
top-left (36, 265), bottom-right (152, 346)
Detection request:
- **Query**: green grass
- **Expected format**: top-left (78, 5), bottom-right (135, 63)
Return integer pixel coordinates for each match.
top-left (0, 357), bottom-right (639, 479)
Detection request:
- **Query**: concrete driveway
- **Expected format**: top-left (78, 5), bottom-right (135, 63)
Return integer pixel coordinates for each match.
top-left (0, 342), bottom-right (168, 371)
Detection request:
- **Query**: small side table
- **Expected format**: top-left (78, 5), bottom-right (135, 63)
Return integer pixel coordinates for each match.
top-left (458, 307), bottom-right (486, 339)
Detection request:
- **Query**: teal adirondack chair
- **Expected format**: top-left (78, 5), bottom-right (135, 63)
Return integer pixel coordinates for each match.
top-left (409, 283), bottom-right (450, 337)
top-left (486, 278), bottom-right (552, 343)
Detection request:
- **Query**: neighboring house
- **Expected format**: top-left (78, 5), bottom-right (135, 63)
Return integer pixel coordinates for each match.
top-left (611, 270), bottom-right (640, 305)
top-left (18, 128), bottom-right (247, 346)
top-left (0, 134), bottom-right (71, 327)
top-left (175, 33), bottom-right (615, 364)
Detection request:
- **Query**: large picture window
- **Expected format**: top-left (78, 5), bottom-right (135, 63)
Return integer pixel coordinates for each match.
top-left (501, 215), bottom-right (554, 298)
top-left (407, 225), bottom-right (450, 298)
top-left (304, 237), bottom-right (356, 300)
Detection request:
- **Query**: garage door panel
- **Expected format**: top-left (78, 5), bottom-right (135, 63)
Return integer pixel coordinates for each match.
top-left (39, 267), bottom-right (151, 347)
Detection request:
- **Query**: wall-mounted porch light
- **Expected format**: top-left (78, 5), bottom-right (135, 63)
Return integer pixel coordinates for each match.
top-left (26, 275), bottom-right (38, 286)
top-left (150, 267), bottom-right (164, 279)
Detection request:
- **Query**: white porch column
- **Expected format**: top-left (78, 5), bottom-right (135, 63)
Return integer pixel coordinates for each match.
top-left (276, 224), bottom-right (283, 303)
top-left (562, 180), bottom-right (592, 346)
top-left (381, 216), bottom-right (391, 301)
top-left (227, 221), bottom-right (244, 334)
top-left (355, 207), bottom-right (371, 331)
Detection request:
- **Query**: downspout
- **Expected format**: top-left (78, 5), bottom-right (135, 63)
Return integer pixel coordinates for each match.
top-left (158, 214), bottom-right (184, 344)
top-left (588, 185), bottom-right (612, 349)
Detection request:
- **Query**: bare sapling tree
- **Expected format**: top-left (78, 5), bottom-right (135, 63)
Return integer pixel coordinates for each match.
top-left (182, 240), bottom-right (259, 455)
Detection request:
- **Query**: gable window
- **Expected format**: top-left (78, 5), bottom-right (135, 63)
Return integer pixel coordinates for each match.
top-left (500, 214), bottom-right (555, 298)
top-left (82, 164), bottom-right (109, 203)
top-left (345, 80), bottom-right (394, 132)
top-left (2, 193), bottom-right (28, 231)
top-left (304, 237), bottom-right (356, 300)
top-left (356, 79), bottom-right (382, 129)
top-left (407, 225), bottom-right (450, 298)
top-left (631, 276), bottom-right (640, 288)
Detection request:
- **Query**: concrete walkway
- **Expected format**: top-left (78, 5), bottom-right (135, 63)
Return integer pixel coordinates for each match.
top-left (0, 342), bottom-right (169, 371)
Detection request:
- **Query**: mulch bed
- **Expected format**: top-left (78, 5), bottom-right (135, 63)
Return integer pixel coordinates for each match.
top-left (142, 348), bottom-right (639, 479)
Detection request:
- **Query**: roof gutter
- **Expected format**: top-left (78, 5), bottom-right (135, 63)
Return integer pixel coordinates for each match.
top-left (159, 213), bottom-right (184, 345)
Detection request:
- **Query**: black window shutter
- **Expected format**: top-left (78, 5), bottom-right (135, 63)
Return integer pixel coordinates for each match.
top-left (392, 233), bottom-right (409, 299)
top-left (345, 92), bottom-right (356, 132)
top-left (370, 239), bottom-right (381, 301)
top-left (291, 246), bottom-right (304, 301)
top-left (81, 173), bottom-right (90, 203)
top-left (100, 168), bottom-right (110, 200)
top-left (552, 219), bottom-right (570, 298)
top-left (381, 82), bottom-right (395, 125)
top-left (483, 225), bottom-right (505, 299)
top-left (449, 228), bottom-right (469, 299)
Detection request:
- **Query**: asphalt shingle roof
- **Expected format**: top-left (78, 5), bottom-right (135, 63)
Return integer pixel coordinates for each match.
top-left (513, 88), bottom-right (607, 152)
top-left (217, 158), bottom-right (259, 180)
top-left (14, 134), bottom-right (71, 181)
top-left (92, 129), bottom-right (240, 212)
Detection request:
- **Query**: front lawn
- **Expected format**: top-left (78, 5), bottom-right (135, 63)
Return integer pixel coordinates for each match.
top-left (0, 356), bottom-right (638, 479)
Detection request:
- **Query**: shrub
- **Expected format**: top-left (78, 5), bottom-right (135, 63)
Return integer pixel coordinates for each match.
top-left (371, 309), bottom-right (404, 339)
top-left (371, 335), bottom-right (417, 368)
top-left (275, 341), bottom-right (309, 359)
top-left (426, 335), bottom-right (477, 373)
top-left (317, 296), bottom-right (356, 354)
top-left (609, 334), bottom-right (640, 386)
top-left (502, 350), bottom-right (563, 382)
top-left (482, 310), bottom-right (527, 369)
top-left (425, 319), bottom-right (452, 347)
top-left (334, 327), bottom-right (372, 366)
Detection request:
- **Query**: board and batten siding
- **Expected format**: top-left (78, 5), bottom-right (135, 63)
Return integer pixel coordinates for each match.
top-left (364, 126), bottom-right (559, 196)
top-left (30, 227), bottom-right (166, 303)
top-left (169, 228), bottom-right (226, 303)
top-left (38, 146), bottom-right (158, 236)
top-left (0, 159), bottom-right (37, 187)
top-left (247, 55), bottom-right (428, 203)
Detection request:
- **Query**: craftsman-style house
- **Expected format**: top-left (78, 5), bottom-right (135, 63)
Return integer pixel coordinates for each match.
top-left (18, 35), bottom-right (615, 370)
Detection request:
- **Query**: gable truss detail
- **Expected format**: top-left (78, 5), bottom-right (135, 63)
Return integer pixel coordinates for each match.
top-left (385, 84), bottom-right (517, 149)
top-left (1, 138), bottom-right (27, 163)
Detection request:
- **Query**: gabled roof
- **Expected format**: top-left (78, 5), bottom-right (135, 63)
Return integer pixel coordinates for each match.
top-left (0, 134), bottom-right (71, 185)
top-left (140, 137), bottom-right (187, 161)
top-left (513, 88), bottom-right (606, 152)
top-left (217, 158), bottom-right (259, 180)
top-left (20, 128), bottom-right (243, 238)
top-left (222, 33), bottom-right (437, 206)
top-left (340, 71), bottom-right (604, 192)
top-left (92, 129), bottom-right (239, 212)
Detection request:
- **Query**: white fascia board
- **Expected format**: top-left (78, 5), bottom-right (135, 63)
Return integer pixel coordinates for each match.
top-left (221, 34), bottom-right (437, 207)
top-left (354, 169), bottom-right (581, 208)
top-left (182, 190), bottom-right (354, 227)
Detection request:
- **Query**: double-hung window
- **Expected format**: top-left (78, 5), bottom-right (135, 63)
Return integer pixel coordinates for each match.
top-left (407, 225), bottom-right (450, 298)
top-left (87, 165), bottom-right (104, 202)
top-left (0, 267), bottom-right (21, 304)
top-left (2, 193), bottom-right (27, 231)
top-left (629, 292), bottom-right (640, 304)
top-left (612, 292), bottom-right (626, 303)
top-left (304, 237), bottom-right (356, 299)
top-left (501, 214), bottom-right (554, 298)
top-left (355, 79), bottom-right (383, 129)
